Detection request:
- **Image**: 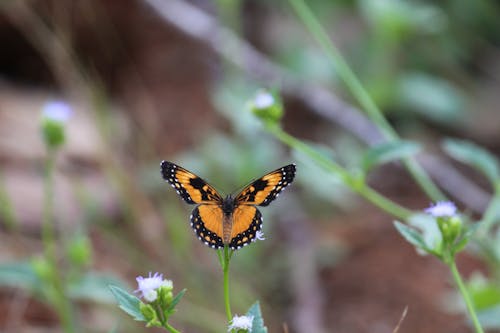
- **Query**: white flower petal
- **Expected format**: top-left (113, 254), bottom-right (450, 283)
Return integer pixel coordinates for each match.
top-left (228, 315), bottom-right (253, 332)
top-left (424, 201), bottom-right (457, 217)
top-left (254, 91), bottom-right (274, 109)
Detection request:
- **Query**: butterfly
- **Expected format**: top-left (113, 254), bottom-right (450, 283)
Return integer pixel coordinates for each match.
top-left (161, 161), bottom-right (296, 250)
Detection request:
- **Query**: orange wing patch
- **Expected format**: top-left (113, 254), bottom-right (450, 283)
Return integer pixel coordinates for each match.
top-left (161, 161), bottom-right (222, 204)
top-left (191, 205), bottom-right (224, 249)
top-left (229, 206), bottom-right (262, 250)
top-left (235, 164), bottom-right (296, 206)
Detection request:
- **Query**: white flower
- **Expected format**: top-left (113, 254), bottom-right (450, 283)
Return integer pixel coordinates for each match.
top-left (135, 272), bottom-right (172, 302)
top-left (228, 314), bottom-right (253, 332)
top-left (424, 201), bottom-right (457, 218)
top-left (253, 91), bottom-right (274, 109)
top-left (255, 230), bottom-right (265, 241)
top-left (42, 100), bottom-right (73, 123)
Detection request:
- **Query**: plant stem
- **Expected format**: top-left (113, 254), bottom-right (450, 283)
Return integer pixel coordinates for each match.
top-left (448, 260), bottom-right (484, 333)
top-left (222, 246), bottom-right (232, 323)
top-left (166, 322), bottom-right (182, 333)
top-left (42, 148), bottom-right (75, 333)
top-left (267, 124), bottom-right (412, 220)
top-left (478, 182), bottom-right (500, 237)
top-left (0, 171), bottom-right (17, 230)
top-left (287, 0), bottom-right (446, 202)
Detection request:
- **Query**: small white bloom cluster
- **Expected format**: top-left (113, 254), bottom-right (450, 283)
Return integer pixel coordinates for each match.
top-left (135, 272), bottom-right (173, 302)
top-left (253, 91), bottom-right (274, 109)
top-left (425, 201), bottom-right (457, 218)
top-left (42, 100), bottom-right (73, 123)
top-left (228, 314), bottom-right (253, 332)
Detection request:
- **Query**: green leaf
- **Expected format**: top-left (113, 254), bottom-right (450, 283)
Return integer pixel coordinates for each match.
top-left (69, 273), bottom-right (127, 304)
top-left (166, 288), bottom-right (186, 313)
top-left (393, 221), bottom-right (436, 255)
top-left (397, 73), bottom-right (466, 124)
top-left (109, 285), bottom-right (145, 321)
top-left (477, 305), bottom-right (500, 329)
top-left (443, 139), bottom-right (500, 185)
top-left (246, 301), bottom-right (267, 333)
top-left (0, 261), bottom-right (41, 292)
top-left (361, 141), bottom-right (421, 173)
top-left (453, 222), bottom-right (480, 253)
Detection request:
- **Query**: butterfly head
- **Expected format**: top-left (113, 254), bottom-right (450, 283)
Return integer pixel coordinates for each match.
top-left (222, 195), bottom-right (235, 216)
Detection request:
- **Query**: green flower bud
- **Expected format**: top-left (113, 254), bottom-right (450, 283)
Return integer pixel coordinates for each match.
top-left (437, 215), bottom-right (463, 245)
top-left (157, 285), bottom-right (174, 308)
top-left (250, 90), bottom-right (283, 125)
top-left (139, 302), bottom-right (161, 327)
top-left (40, 101), bottom-right (72, 149)
top-left (31, 256), bottom-right (53, 282)
top-left (67, 234), bottom-right (92, 267)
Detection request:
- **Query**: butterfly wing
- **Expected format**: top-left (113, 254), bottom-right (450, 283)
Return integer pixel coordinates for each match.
top-left (191, 205), bottom-right (225, 249)
top-left (229, 206), bottom-right (263, 250)
top-left (234, 164), bottom-right (296, 206)
top-left (161, 161), bottom-right (223, 204)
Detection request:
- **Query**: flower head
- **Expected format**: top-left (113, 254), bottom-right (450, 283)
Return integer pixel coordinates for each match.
top-left (228, 314), bottom-right (253, 332)
top-left (41, 100), bottom-right (73, 148)
top-left (42, 100), bottom-right (73, 123)
top-left (424, 201), bottom-right (457, 218)
top-left (255, 230), bottom-right (265, 241)
top-left (253, 91), bottom-right (274, 109)
top-left (135, 272), bottom-right (172, 302)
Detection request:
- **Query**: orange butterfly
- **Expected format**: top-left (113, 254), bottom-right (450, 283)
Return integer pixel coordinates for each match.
top-left (161, 161), bottom-right (296, 250)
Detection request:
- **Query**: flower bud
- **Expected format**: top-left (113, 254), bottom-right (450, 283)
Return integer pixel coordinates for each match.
top-left (41, 100), bottom-right (72, 149)
top-left (139, 303), bottom-right (161, 327)
top-left (250, 90), bottom-right (283, 125)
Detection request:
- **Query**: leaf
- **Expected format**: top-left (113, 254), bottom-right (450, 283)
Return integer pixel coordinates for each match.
top-left (69, 273), bottom-right (127, 304)
top-left (407, 213), bottom-right (442, 250)
top-left (397, 73), bottom-right (466, 124)
top-left (477, 305), bottom-right (500, 329)
top-left (166, 288), bottom-right (187, 313)
top-left (393, 221), bottom-right (436, 255)
top-left (109, 285), bottom-right (145, 321)
top-left (453, 222), bottom-right (480, 253)
top-left (0, 261), bottom-right (41, 292)
top-left (361, 141), bottom-right (421, 173)
top-left (246, 301), bottom-right (267, 333)
top-left (443, 139), bottom-right (500, 185)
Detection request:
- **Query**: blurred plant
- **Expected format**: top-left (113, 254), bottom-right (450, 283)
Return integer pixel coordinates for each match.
top-left (246, 0), bottom-right (500, 331)
top-left (39, 100), bottom-right (76, 333)
top-left (0, 100), bottom-right (125, 332)
top-left (395, 202), bottom-right (483, 333)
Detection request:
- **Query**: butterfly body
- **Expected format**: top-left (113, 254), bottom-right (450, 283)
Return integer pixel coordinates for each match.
top-left (161, 161), bottom-right (296, 250)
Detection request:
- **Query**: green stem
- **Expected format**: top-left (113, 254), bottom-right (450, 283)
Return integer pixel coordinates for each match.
top-left (0, 171), bottom-right (17, 230)
top-left (222, 246), bottom-right (232, 323)
top-left (478, 182), bottom-right (500, 237)
top-left (448, 260), bottom-right (484, 333)
top-left (267, 125), bottom-right (412, 220)
top-left (165, 323), bottom-right (182, 333)
top-left (287, 0), bottom-right (446, 202)
top-left (42, 149), bottom-right (75, 333)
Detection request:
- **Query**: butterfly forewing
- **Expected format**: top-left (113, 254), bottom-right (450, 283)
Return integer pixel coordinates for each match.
top-left (161, 161), bottom-right (223, 204)
top-left (235, 164), bottom-right (296, 206)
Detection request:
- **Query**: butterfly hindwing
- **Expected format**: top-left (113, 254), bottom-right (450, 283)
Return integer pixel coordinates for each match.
top-left (161, 161), bottom-right (223, 204)
top-left (191, 205), bottom-right (225, 249)
top-left (235, 164), bottom-right (296, 206)
top-left (229, 206), bottom-right (262, 250)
